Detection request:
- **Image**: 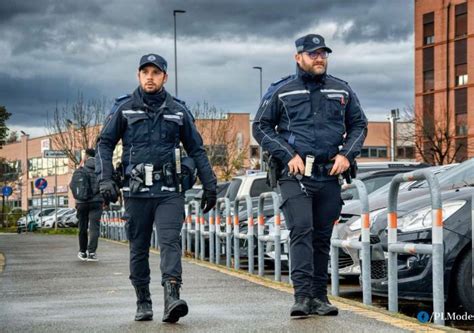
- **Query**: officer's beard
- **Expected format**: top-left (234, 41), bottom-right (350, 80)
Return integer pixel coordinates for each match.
top-left (304, 61), bottom-right (327, 76)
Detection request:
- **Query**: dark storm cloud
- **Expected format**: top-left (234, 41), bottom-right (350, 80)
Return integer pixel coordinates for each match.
top-left (1, 0), bottom-right (414, 136)
top-left (0, 73), bottom-right (105, 127)
top-left (2, 0), bottom-right (413, 56)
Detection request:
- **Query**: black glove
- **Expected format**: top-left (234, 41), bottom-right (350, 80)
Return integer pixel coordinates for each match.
top-left (200, 189), bottom-right (217, 214)
top-left (99, 179), bottom-right (119, 203)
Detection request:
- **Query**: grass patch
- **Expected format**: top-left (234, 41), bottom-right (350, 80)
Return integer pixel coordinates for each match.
top-left (0, 226), bottom-right (18, 233)
top-left (38, 228), bottom-right (78, 235)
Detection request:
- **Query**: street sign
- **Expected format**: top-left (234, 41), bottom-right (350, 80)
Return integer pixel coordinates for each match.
top-left (43, 150), bottom-right (68, 158)
top-left (2, 186), bottom-right (13, 197)
top-left (34, 178), bottom-right (48, 190)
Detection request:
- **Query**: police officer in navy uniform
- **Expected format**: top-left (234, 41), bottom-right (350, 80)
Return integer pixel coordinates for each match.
top-left (253, 34), bottom-right (368, 317)
top-left (96, 54), bottom-right (217, 323)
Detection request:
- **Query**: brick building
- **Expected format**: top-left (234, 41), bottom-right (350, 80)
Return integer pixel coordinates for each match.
top-left (415, 0), bottom-right (474, 162)
top-left (0, 113), bottom-right (252, 210)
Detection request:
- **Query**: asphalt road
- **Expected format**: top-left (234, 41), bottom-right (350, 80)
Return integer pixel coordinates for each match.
top-left (0, 233), bottom-right (441, 333)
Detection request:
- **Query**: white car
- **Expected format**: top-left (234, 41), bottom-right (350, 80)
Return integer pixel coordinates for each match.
top-left (42, 208), bottom-right (76, 228)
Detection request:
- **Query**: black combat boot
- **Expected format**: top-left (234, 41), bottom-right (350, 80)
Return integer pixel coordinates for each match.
top-left (134, 285), bottom-right (153, 321)
top-left (162, 280), bottom-right (188, 323)
top-left (310, 295), bottom-right (339, 316)
top-left (290, 296), bottom-right (312, 318)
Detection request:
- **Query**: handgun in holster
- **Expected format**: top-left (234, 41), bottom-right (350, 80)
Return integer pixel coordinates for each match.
top-left (342, 160), bottom-right (358, 184)
top-left (266, 154), bottom-right (283, 189)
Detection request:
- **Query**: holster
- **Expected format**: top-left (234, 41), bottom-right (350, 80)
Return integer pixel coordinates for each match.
top-left (266, 155), bottom-right (283, 189)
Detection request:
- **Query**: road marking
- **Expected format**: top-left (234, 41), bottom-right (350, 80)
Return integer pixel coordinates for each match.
top-left (103, 238), bottom-right (459, 332)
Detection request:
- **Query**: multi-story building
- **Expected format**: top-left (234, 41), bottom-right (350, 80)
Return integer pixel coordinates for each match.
top-left (415, 0), bottom-right (473, 162)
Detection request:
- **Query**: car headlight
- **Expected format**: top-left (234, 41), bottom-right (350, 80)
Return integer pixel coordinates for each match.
top-left (398, 200), bottom-right (466, 232)
top-left (349, 208), bottom-right (386, 231)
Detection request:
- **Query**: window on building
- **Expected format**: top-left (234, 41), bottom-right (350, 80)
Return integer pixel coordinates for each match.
top-left (455, 138), bottom-right (468, 162)
top-left (423, 70), bottom-right (434, 91)
top-left (28, 157), bottom-right (69, 179)
top-left (423, 46), bottom-right (434, 72)
top-left (397, 146), bottom-right (415, 159)
top-left (456, 64), bottom-right (468, 86)
top-left (455, 39), bottom-right (467, 65)
top-left (456, 114), bottom-right (468, 136)
top-left (361, 146), bottom-right (388, 158)
top-left (455, 3), bottom-right (468, 37)
top-left (423, 12), bottom-right (435, 45)
top-left (423, 94), bottom-right (435, 136)
top-left (250, 146), bottom-right (259, 159)
top-left (205, 144), bottom-right (227, 166)
top-left (455, 88), bottom-right (467, 114)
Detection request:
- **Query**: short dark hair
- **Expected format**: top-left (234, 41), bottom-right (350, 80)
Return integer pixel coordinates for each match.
top-left (85, 148), bottom-right (95, 157)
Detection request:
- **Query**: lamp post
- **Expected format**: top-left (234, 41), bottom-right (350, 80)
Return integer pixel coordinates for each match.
top-left (173, 9), bottom-right (186, 97)
top-left (253, 66), bottom-right (264, 171)
top-left (388, 109), bottom-right (399, 162)
top-left (20, 131), bottom-right (29, 211)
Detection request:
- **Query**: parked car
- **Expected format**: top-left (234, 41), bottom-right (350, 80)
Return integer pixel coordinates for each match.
top-left (368, 179), bottom-right (473, 313)
top-left (335, 163), bottom-right (458, 276)
top-left (42, 208), bottom-right (76, 228)
top-left (185, 185), bottom-right (202, 204)
top-left (63, 212), bottom-right (79, 227)
top-left (356, 161), bottom-right (431, 174)
top-left (341, 167), bottom-right (431, 202)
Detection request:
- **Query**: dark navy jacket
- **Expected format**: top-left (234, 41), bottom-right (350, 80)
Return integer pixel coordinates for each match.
top-left (96, 87), bottom-right (216, 198)
top-left (252, 67), bottom-right (368, 170)
top-left (75, 157), bottom-right (103, 204)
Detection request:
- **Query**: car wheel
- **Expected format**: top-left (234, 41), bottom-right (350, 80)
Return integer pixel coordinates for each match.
top-left (454, 250), bottom-right (473, 314)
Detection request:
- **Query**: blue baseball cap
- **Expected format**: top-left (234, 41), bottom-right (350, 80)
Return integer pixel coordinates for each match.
top-left (295, 34), bottom-right (332, 54)
top-left (139, 53), bottom-right (168, 73)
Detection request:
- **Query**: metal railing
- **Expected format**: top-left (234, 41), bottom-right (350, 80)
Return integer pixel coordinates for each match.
top-left (215, 197), bottom-right (232, 267)
top-left (257, 192), bottom-right (282, 282)
top-left (331, 179), bottom-right (372, 305)
top-left (185, 200), bottom-right (200, 258)
top-left (387, 169), bottom-right (444, 325)
top-left (233, 195), bottom-right (254, 274)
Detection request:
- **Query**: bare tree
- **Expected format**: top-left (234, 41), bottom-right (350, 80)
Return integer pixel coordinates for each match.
top-left (400, 106), bottom-right (465, 165)
top-left (192, 102), bottom-right (249, 180)
top-left (46, 92), bottom-right (107, 166)
top-left (6, 130), bottom-right (18, 144)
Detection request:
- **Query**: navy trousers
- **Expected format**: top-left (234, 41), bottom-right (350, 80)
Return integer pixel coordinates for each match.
top-left (279, 177), bottom-right (342, 299)
top-left (124, 193), bottom-right (185, 287)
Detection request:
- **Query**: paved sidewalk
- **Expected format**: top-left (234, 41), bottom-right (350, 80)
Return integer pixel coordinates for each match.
top-left (0, 233), bottom-right (444, 332)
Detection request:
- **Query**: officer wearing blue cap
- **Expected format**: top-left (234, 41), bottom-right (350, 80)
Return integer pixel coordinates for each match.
top-left (253, 34), bottom-right (368, 317)
top-left (96, 53), bottom-right (217, 323)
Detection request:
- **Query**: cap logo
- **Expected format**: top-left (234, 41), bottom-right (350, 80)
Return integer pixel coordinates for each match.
top-left (147, 55), bottom-right (156, 61)
top-left (312, 37), bottom-right (320, 45)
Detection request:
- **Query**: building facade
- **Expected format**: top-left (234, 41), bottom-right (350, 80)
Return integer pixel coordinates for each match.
top-left (415, 0), bottom-right (474, 162)
top-left (0, 113), bottom-right (252, 210)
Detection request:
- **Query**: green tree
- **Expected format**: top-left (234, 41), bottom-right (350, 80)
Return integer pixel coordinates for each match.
top-left (0, 106), bottom-right (12, 149)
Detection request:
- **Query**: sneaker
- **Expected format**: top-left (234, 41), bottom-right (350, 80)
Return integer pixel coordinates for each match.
top-left (77, 252), bottom-right (87, 261)
top-left (87, 253), bottom-right (98, 262)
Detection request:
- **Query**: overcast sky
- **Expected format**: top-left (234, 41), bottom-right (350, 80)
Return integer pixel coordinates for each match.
top-left (2, 0), bottom-right (414, 138)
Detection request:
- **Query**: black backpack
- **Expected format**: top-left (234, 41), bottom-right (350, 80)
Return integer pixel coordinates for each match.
top-left (70, 167), bottom-right (92, 201)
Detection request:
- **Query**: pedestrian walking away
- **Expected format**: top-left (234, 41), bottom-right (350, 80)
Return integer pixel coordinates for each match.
top-left (70, 148), bottom-right (104, 262)
top-left (96, 53), bottom-right (217, 323)
top-left (252, 34), bottom-right (368, 318)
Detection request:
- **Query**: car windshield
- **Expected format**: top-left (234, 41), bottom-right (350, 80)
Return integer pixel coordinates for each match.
top-left (369, 163), bottom-right (460, 198)
top-left (226, 178), bottom-right (242, 202)
top-left (412, 159), bottom-right (473, 189)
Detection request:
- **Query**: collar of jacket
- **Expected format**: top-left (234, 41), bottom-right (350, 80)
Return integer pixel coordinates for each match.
top-left (130, 87), bottom-right (167, 112)
top-left (296, 65), bottom-right (327, 84)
